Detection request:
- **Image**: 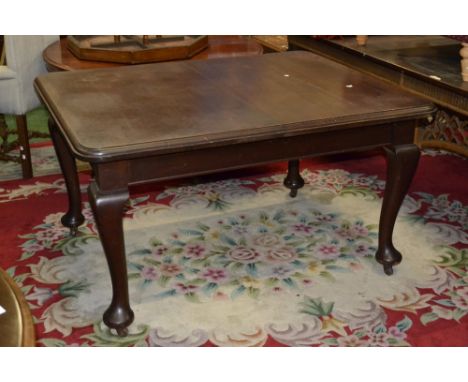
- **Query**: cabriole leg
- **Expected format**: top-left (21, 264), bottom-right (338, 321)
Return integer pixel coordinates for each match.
top-left (88, 181), bottom-right (134, 335)
top-left (376, 144), bottom-right (420, 275)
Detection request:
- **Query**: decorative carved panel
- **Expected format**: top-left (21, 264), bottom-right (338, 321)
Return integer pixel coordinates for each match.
top-left (416, 108), bottom-right (468, 156)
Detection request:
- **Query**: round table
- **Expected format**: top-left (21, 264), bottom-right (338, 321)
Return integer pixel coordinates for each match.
top-left (0, 267), bottom-right (35, 346)
top-left (43, 36), bottom-right (264, 71)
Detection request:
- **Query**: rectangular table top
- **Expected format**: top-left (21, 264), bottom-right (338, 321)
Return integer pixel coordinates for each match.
top-left (35, 51), bottom-right (434, 162)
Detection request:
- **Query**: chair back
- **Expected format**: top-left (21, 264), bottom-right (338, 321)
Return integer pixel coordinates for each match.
top-left (1, 35), bottom-right (59, 114)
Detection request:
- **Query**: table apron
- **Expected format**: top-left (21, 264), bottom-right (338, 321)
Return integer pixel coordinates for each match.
top-left (92, 121), bottom-right (416, 190)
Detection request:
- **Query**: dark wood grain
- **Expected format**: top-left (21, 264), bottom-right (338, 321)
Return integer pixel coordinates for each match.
top-left (35, 51), bottom-right (433, 162)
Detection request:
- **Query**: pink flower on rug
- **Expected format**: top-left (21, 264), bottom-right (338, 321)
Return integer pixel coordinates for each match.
top-left (316, 169), bottom-right (352, 191)
top-left (368, 332), bottom-right (389, 346)
top-left (202, 268), bottom-right (228, 282)
top-left (141, 266), bottom-right (158, 281)
top-left (185, 243), bottom-right (206, 259)
top-left (315, 244), bottom-right (340, 259)
top-left (293, 223), bottom-right (313, 234)
top-left (337, 335), bottom-right (364, 347)
top-left (352, 225), bottom-right (369, 236)
top-left (388, 326), bottom-right (407, 340)
top-left (36, 228), bottom-right (67, 243)
top-left (314, 212), bottom-right (335, 223)
top-left (337, 224), bottom-right (368, 240)
top-left (82, 208), bottom-right (95, 221)
top-left (175, 283), bottom-right (199, 294)
top-left (160, 263), bottom-right (182, 276)
top-left (228, 247), bottom-right (261, 263)
top-left (152, 245), bottom-right (168, 257)
top-left (303, 172), bottom-right (319, 183)
top-left (336, 228), bottom-right (355, 239)
top-left (352, 244), bottom-right (370, 257)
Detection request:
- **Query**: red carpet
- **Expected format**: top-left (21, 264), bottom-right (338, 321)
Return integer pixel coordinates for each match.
top-left (0, 149), bottom-right (466, 346)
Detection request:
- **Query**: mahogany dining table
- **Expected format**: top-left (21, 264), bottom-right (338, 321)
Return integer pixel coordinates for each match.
top-left (35, 50), bottom-right (435, 336)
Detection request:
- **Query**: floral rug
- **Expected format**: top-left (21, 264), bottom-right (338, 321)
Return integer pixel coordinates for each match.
top-left (0, 149), bottom-right (466, 346)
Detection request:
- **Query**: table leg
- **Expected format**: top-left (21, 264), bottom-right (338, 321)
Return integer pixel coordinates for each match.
top-left (48, 118), bottom-right (84, 236)
top-left (88, 181), bottom-right (134, 336)
top-left (376, 144), bottom-right (420, 275)
top-left (284, 159), bottom-right (304, 197)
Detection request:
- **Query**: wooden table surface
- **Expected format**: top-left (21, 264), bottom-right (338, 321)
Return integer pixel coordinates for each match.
top-left (36, 51), bottom-right (433, 163)
top-left (43, 36), bottom-right (263, 72)
top-left (0, 267), bottom-right (35, 346)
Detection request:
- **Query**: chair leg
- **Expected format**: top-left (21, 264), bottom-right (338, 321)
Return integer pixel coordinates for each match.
top-left (16, 114), bottom-right (33, 179)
